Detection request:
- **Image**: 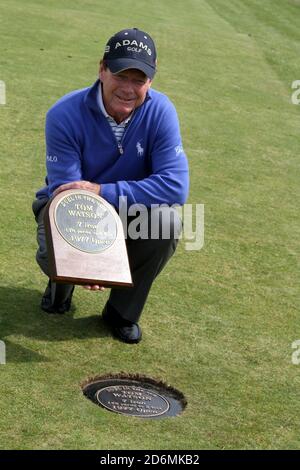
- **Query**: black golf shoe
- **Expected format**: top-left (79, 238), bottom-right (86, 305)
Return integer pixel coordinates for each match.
top-left (102, 303), bottom-right (142, 344)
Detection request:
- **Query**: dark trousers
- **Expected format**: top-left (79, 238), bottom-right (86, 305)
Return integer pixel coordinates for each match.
top-left (32, 198), bottom-right (182, 323)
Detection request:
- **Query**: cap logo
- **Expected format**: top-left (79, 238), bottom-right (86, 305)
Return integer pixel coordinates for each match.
top-left (115, 40), bottom-right (152, 55)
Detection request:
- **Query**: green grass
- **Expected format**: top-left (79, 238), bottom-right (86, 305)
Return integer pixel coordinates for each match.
top-left (0, 0), bottom-right (300, 449)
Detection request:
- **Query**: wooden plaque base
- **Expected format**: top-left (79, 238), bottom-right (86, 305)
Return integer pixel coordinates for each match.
top-left (43, 189), bottom-right (133, 287)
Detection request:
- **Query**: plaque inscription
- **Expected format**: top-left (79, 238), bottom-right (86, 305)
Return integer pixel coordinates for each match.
top-left (96, 385), bottom-right (170, 418)
top-left (54, 192), bottom-right (117, 253)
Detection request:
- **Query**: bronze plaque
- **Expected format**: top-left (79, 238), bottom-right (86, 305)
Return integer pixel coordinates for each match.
top-left (54, 192), bottom-right (117, 253)
top-left (96, 385), bottom-right (170, 418)
top-left (82, 375), bottom-right (187, 419)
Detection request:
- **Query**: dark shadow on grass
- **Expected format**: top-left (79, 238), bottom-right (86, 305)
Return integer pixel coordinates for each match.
top-left (4, 339), bottom-right (51, 363)
top-left (0, 286), bottom-right (111, 348)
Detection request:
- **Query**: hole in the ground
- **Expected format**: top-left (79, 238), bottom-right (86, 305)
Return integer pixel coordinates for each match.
top-left (82, 373), bottom-right (187, 419)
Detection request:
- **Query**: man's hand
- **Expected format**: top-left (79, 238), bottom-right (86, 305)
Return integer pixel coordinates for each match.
top-left (53, 180), bottom-right (101, 197)
top-left (83, 285), bottom-right (106, 291)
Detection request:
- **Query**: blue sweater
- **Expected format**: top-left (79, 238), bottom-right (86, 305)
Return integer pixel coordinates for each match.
top-left (36, 80), bottom-right (189, 208)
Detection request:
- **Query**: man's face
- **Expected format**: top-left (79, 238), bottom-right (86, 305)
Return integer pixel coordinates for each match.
top-left (99, 63), bottom-right (152, 123)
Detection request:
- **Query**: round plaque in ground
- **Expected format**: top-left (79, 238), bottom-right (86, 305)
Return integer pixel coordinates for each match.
top-left (82, 374), bottom-right (187, 419)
